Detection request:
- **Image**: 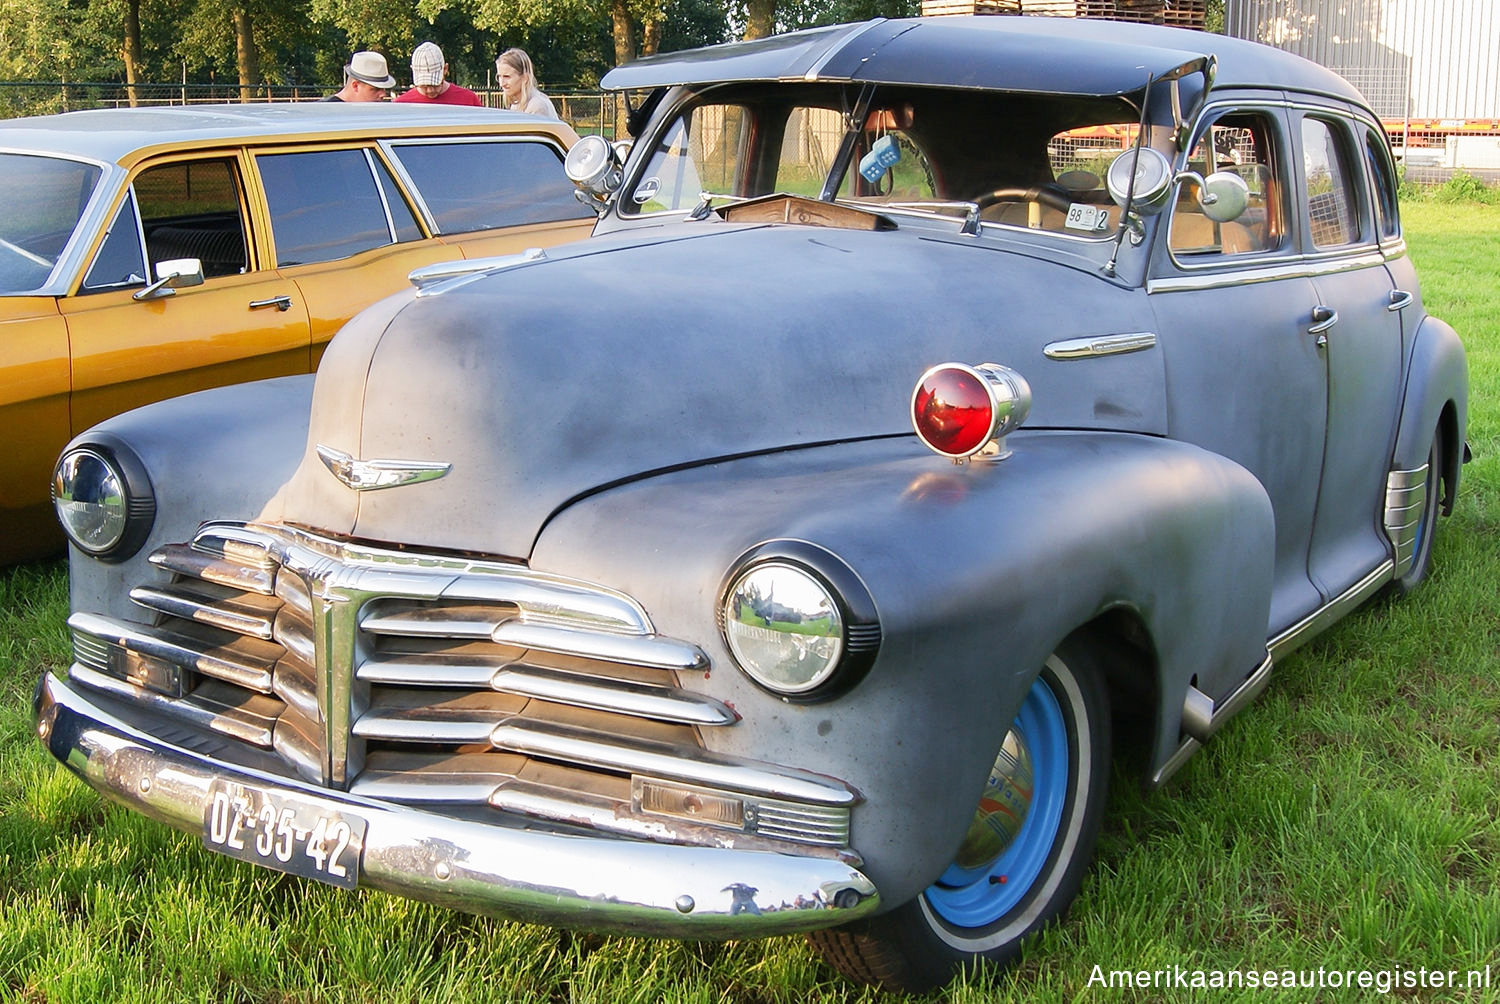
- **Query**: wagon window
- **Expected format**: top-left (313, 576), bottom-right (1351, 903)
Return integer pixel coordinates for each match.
top-left (1169, 112), bottom-right (1282, 257)
top-left (134, 158), bottom-right (249, 278)
top-left (1301, 117), bottom-right (1359, 249)
top-left (390, 140), bottom-right (591, 233)
top-left (258, 149), bottom-right (402, 266)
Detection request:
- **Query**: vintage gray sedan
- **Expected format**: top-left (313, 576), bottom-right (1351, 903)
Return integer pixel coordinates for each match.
top-left (35, 16), bottom-right (1467, 992)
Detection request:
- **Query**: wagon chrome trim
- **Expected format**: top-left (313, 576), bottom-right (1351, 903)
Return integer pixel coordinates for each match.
top-left (34, 672), bottom-right (880, 936)
top-left (1043, 332), bottom-right (1156, 360)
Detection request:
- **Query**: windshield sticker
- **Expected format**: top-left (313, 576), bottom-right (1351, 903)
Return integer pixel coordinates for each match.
top-left (634, 177), bottom-right (661, 204)
top-left (1065, 204), bottom-right (1111, 232)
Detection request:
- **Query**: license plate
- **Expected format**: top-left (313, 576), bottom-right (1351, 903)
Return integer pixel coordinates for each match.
top-left (202, 780), bottom-right (367, 890)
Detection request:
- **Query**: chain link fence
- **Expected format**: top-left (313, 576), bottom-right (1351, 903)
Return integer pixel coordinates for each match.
top-left (0, 81), bottom-right (616, 138)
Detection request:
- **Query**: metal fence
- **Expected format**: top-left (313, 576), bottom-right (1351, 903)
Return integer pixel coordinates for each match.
top-left (0, 81), bottom-right (616, 137)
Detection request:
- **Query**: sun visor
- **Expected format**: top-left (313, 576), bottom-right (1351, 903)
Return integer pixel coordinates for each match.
top-left (602, 17), bottom-right (1212, 100)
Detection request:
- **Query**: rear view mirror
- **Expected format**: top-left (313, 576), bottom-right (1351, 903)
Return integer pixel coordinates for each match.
top-left (133, 257), bottom-right (205, 301)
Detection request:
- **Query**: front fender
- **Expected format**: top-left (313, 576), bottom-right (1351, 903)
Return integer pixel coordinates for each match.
top-left (62, 375), bottom-right (312, 621)
top-left (1394, 314), bottom-right (1468, 510)
top-left (530, 430), bottom-right (1274, 908)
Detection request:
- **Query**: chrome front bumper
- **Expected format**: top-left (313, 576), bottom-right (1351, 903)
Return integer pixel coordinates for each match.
top-left (34, 672), bottom-right (881, 936)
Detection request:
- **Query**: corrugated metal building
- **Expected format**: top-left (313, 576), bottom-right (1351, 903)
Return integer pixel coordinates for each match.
top-left (1224, 0), bottom-right (1499, 122)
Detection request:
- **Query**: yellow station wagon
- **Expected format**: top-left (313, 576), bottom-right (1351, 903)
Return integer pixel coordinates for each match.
top-left (1, 103), bottom-right (594, 562)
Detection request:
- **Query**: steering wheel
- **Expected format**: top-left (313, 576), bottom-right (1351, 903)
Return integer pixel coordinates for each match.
top-left (971, 184), bottom-right (1074, 214)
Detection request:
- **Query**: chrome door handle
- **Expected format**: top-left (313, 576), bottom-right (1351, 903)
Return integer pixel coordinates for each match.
top-left (1309, 305), bottom-right (1338, 337)
top-left (250, 295), bottom-right (293, 311)
top-left (1387, 289), bottom-right (1413, 312)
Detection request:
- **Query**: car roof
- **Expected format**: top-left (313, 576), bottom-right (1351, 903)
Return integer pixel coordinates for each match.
top-left (601, 16), bottom-right (1367, 106)
top-left (0, 102), bottom-right (570, 165)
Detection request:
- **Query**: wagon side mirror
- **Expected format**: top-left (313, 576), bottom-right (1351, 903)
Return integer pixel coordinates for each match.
top-left (132, 257), bottom-right (205, 301)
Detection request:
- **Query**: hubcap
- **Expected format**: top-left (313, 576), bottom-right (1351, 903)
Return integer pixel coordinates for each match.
top-left (953, 728), bottom-right (1034, 870)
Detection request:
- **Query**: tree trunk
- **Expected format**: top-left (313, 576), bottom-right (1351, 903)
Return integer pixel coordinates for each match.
top-left (233, 7), bottom-right (260, 103)
top-left (743, 0), bottom-right (776, 41)
top-left (642, 10), bottom-right (661, 57)
top-left (610, 0), bottom-right (638, 138)
top-left (122, 0), bottom-right (143, 107)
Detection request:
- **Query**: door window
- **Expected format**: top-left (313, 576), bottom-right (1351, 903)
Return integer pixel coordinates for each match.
top-left (390, 140), bottom-right (591, 233)
top-left (135, 158), bottom-right (250, 278)
top-left (258, 149), bottom-right (418, 266)
top-left (1301, 117), bottom-right (1360, 249)
top-left (1170, 111), bottom-right (1282, 257)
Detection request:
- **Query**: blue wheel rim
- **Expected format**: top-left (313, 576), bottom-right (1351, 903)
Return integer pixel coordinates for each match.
top-left (1412, 450), bottom-right (1438, 560)
top-left (926, 673), bottom-right (1069, 926)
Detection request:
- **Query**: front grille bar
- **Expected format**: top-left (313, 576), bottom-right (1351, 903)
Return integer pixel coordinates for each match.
top-left (68, 610), bottom-right (279, 693)
top-left (490, 719), bottom-right (860, 807)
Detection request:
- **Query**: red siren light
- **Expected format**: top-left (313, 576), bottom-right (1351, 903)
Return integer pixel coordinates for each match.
top-left (911, 363), bottom-right (1032, 462)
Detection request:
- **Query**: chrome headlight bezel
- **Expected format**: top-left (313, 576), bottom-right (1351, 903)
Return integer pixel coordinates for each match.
top-left (718, 541), bottom-right (881, 702)
top-left (51, 435), bottom-right (155, 561)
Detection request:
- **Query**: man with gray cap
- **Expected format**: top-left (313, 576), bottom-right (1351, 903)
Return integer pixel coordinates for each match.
top-left (395, 42), bottom-right (481, 106)
top-left (323, 51), bottom-right (394, 102)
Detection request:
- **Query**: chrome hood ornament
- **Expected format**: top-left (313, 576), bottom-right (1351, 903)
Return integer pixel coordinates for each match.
top-left (316, 444), bottom-right (451, 492)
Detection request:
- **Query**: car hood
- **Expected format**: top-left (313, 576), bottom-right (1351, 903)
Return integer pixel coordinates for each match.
top-left (266, 222), bottom-right (1166, 559)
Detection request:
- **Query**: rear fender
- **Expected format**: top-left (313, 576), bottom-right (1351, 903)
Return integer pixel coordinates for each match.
top-left (1393, 315), bottom-right (1468, 512)
top-left (531, 430), bottom-right (1274, 907)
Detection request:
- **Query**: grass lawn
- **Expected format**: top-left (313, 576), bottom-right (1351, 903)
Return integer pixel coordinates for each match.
top-left (2, 200), bottom-right (1498, 1003)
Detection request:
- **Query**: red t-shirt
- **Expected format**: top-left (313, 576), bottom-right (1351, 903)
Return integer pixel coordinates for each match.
top-left (394, 83), bottom-right (482, 106)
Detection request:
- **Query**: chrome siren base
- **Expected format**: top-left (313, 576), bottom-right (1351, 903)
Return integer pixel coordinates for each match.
top-left (35, 673), bottom-right (880, 936)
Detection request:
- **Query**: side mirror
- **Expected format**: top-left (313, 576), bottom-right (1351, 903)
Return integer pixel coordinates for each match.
top-left (1186, 170), bottom-right (1251, 223)
top-left (565, 135), bottom-right (624, 213)
top-left (132, 257), bottom-right (205, 301)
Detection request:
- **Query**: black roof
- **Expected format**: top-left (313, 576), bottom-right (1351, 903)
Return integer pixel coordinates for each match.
top-left (602, 16), bottom-right (1367, 106)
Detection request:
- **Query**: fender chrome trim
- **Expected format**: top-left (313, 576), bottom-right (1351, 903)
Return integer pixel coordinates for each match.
top-left (1043, 332), bottom-right (1156, 360)
top-left (34, 672), bottom-right (879, 936)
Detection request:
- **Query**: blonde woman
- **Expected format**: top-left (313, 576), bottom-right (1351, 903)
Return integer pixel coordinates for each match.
top-left (496, 48), bottom-right (558, 119)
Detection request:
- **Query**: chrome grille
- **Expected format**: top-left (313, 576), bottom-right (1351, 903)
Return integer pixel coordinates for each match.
top-left (65, 522), bottom-right (860, 857)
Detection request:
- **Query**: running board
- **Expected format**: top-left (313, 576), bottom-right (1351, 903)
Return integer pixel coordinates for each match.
top-left (1151, 559), bottom-right (1395, 787)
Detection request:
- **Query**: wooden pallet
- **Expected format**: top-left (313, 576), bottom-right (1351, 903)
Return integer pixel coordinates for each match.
top-left (920, 0), bottom-right (1205, 26)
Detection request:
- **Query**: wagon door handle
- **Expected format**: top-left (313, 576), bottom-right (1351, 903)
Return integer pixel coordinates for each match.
top-left (1308, 305), bottom-right (1337, 346)
top-left (1387, 289), bottom-right (1414, 312)
top-left (249, 295), bottom-right (293, 312)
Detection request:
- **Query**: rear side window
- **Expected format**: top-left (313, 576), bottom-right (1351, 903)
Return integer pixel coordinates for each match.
top-left (1301, 117), bottom-right (1360, 249)
top-left (391, 140), bottom-right (592, 233)
top-left (258, 149), bottom-right (420, 266)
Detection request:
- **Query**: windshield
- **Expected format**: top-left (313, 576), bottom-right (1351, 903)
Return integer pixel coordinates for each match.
top-left (622, 82), bottom-right (1170, 239)
top-left (0, 152), bottom-right (104, 294)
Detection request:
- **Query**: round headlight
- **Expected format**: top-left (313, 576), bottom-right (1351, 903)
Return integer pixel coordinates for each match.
top-left (51, 439), bottom-right (154, 560)
top-left (723, 562), bottom-right (844, 695)
top-left (719, 542), bottom-right (882, 701)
